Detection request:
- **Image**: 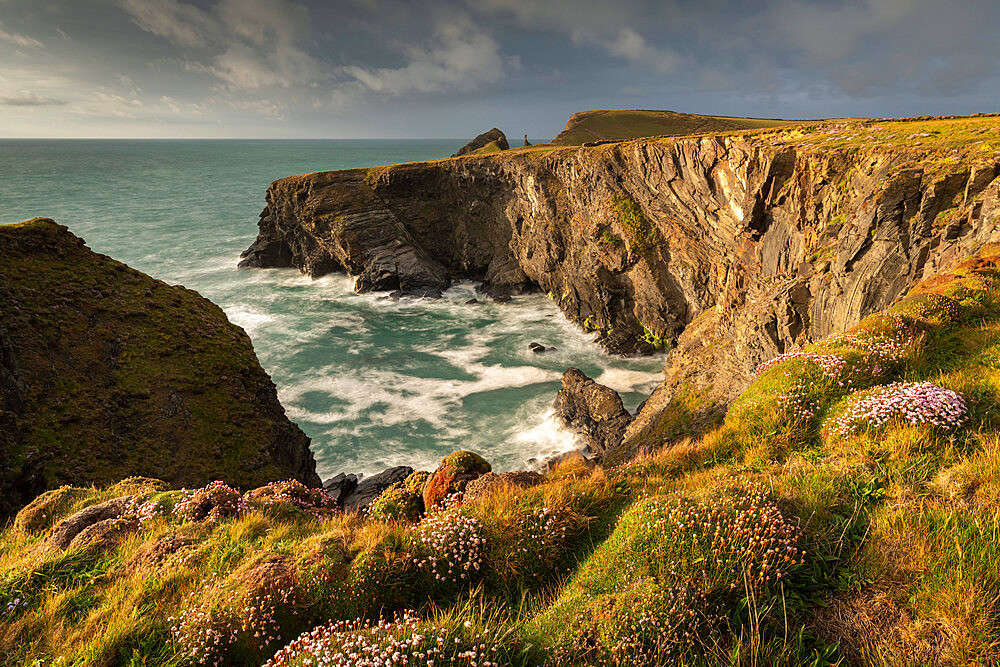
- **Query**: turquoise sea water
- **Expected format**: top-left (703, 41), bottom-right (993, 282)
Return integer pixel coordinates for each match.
top-left (0, 140), bottom-right (663, 479)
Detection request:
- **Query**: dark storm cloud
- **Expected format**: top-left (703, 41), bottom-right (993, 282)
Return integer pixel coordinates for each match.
top-left (0, 0), bottom-right (997, 137)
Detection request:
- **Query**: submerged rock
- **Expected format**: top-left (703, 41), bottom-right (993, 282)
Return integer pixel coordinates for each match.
top-left (552, 368), bottom-right (633, 458)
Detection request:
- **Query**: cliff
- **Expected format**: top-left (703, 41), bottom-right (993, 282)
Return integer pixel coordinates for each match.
top-left (0, 219), bottom-right (319, 521)
top-left (551, 108), bottom-right (795, 145)
top-left (240, 116), bottom-right (1000, 459)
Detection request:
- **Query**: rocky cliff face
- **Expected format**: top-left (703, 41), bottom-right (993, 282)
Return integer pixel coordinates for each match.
top-left (240, 117), bottom-right (1000, 458)
top-left (0, 219), bottom-right (319, 521)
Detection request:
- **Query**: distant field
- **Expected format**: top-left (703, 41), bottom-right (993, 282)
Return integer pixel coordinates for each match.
top-left (551, 109), bottom-right (798, 145)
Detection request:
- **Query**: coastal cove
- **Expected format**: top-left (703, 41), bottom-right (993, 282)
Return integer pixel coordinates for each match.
top-left (0, 139), bottom-right (662, 478)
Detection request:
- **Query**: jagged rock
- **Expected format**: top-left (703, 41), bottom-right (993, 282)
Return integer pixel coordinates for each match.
top-left (552, 369), bottom-right (632, 458)
top-left (463, 471), bottom-right (543, 501)
top-left (423, 451), bottom-right (491, 509)
top-left (239, 120), bottom-right (1000, 454)
top-left (452, 128), bottom-right (509, 157)
top-left (45, 497), bottom-right (131, 550)
top-left (523, 134), bottom-right (531, 147)
top-left (342, 466), bottom-right (413, 514)
top-left (323, 473), bottom-right (358, 506)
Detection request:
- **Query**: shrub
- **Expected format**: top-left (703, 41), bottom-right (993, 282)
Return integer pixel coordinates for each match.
top-left (618, 485), bottom-right (804, 595)
top-left (368, 482), bottom-right (423, 522)
top-left (541, 579), bottom-right (714, 665)
top-left (245, 480), bottom-right (339, 518)
top-left (826, 381), bottom-right (968, 436)
top-left (169, 558), bottom-right (301, 665)
top-left (411, 499), bottom-right (484, 589)
top-left (263, 611), bottom-right (501, 667)
top-left (173, 481), bottom-right (248, 522)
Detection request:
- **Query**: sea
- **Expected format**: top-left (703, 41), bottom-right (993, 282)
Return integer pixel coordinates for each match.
top-left (0, 139), bottom-right (664, 480)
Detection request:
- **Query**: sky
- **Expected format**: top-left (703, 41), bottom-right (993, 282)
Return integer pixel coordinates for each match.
top-left (0, 0), bottom-right (998, 139)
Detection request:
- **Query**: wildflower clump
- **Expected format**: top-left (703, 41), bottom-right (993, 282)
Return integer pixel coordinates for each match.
top-left (623, 484), bottom-right (804, 593)
top-left (485, 503), bottom-right (577, 588)
top-left (121, 495), bottom-right (167, 525)
top-left (263, 611), bottom-right (501, 667)
top-left (246, 480), bottom-right (339, 518)
top-left (173, 481), bottom-right (248, 522)
top-left (827, 381), bottom-right (968, 436)
top-left (819, 313), bottom-right (917, 377)
top-left (170, 559), bottom-right (300, 665)
top-left (546, 580), bottom-right (713, 665)
top-left (411, 498), bottom-right (484, 588)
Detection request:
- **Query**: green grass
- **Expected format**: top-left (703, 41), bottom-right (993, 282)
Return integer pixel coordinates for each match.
top-left (10, 224), bottom-right (1000, 663)
top-left (0, 219), bottom-right (314, 523)
top-left (552, 109), bottom-right (798, 145)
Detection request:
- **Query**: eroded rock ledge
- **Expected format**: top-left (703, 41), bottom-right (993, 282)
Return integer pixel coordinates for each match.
top-left (240, 119), bottom-right (1000, 455)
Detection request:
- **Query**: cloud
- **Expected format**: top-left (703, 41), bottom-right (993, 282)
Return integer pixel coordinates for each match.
top-left (120, 0), bottom-right (214, 48)
top-left (0, 92), bottom-right (66, 106)
top-left (0, 21), bottom-right (42, 48)
top-left (602, 28), bottom-right (679, 73)
top-left (122, 0), bottom-right (322, 90)
top-left (343, 17), bottom-right (510, 95)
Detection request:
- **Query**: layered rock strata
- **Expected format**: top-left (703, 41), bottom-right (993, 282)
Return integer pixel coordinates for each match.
top-left (240, 118), bottom-right (1000, 459)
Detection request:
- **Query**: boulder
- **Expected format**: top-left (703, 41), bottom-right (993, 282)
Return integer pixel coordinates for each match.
top-left (552, 368), bottom-right (633, 458)
top-left (323, 473), bottom-right (359, 506)
top-left (342, 466), bottom-right (413, 514)
top-left (452, 128), bottom-right (509, 157)
top-left (423, 450), bottom-right (492, 509)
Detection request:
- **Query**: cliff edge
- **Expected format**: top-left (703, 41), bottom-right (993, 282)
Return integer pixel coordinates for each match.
top-left (240, 115), bottom-right (1000, 460)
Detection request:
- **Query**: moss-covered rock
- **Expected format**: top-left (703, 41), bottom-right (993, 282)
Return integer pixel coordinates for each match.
top-left (0, 219), bottom-right (319, 521)
top-left (423, 451), bottom-right (491, 509)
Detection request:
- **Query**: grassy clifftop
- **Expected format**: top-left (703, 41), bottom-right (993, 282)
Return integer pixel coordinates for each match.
top-left (0, 219), bottom-right (318, 522)
top-left (551, 109), bottom-right (796, 145)
top-left (6, 236), bottom-right (1000, 664)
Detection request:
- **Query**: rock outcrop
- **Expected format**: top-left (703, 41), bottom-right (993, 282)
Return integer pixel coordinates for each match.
top-left (0, 219), bottom-right (320, 521)
top-left (341, 465), bottom-right (413, 514)
top-left (240, 117), bottom-right (1000, 459)
top-left (452, 128), bottom-right (509, 157)
top-left (423, 450), bottom-right (491, 509)
top-left (552, 368), bottom-right (633, 458)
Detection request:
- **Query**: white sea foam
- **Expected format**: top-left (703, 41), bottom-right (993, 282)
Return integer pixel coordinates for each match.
top-left (508, 408), bottom-right (583, 465)
top-left (224, 304), bottom-right (275, 336)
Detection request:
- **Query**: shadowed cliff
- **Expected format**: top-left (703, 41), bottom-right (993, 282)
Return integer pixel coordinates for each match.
top-left (0, 219), bottom-right (319, 521)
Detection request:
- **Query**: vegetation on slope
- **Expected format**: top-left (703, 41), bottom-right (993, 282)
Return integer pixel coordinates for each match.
top-left (0, 219), bottom-right (318, 523)
top-left (551, 109), bottom-right (796, 145)
top-left (6, 239), bottom-right (1000, 664)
